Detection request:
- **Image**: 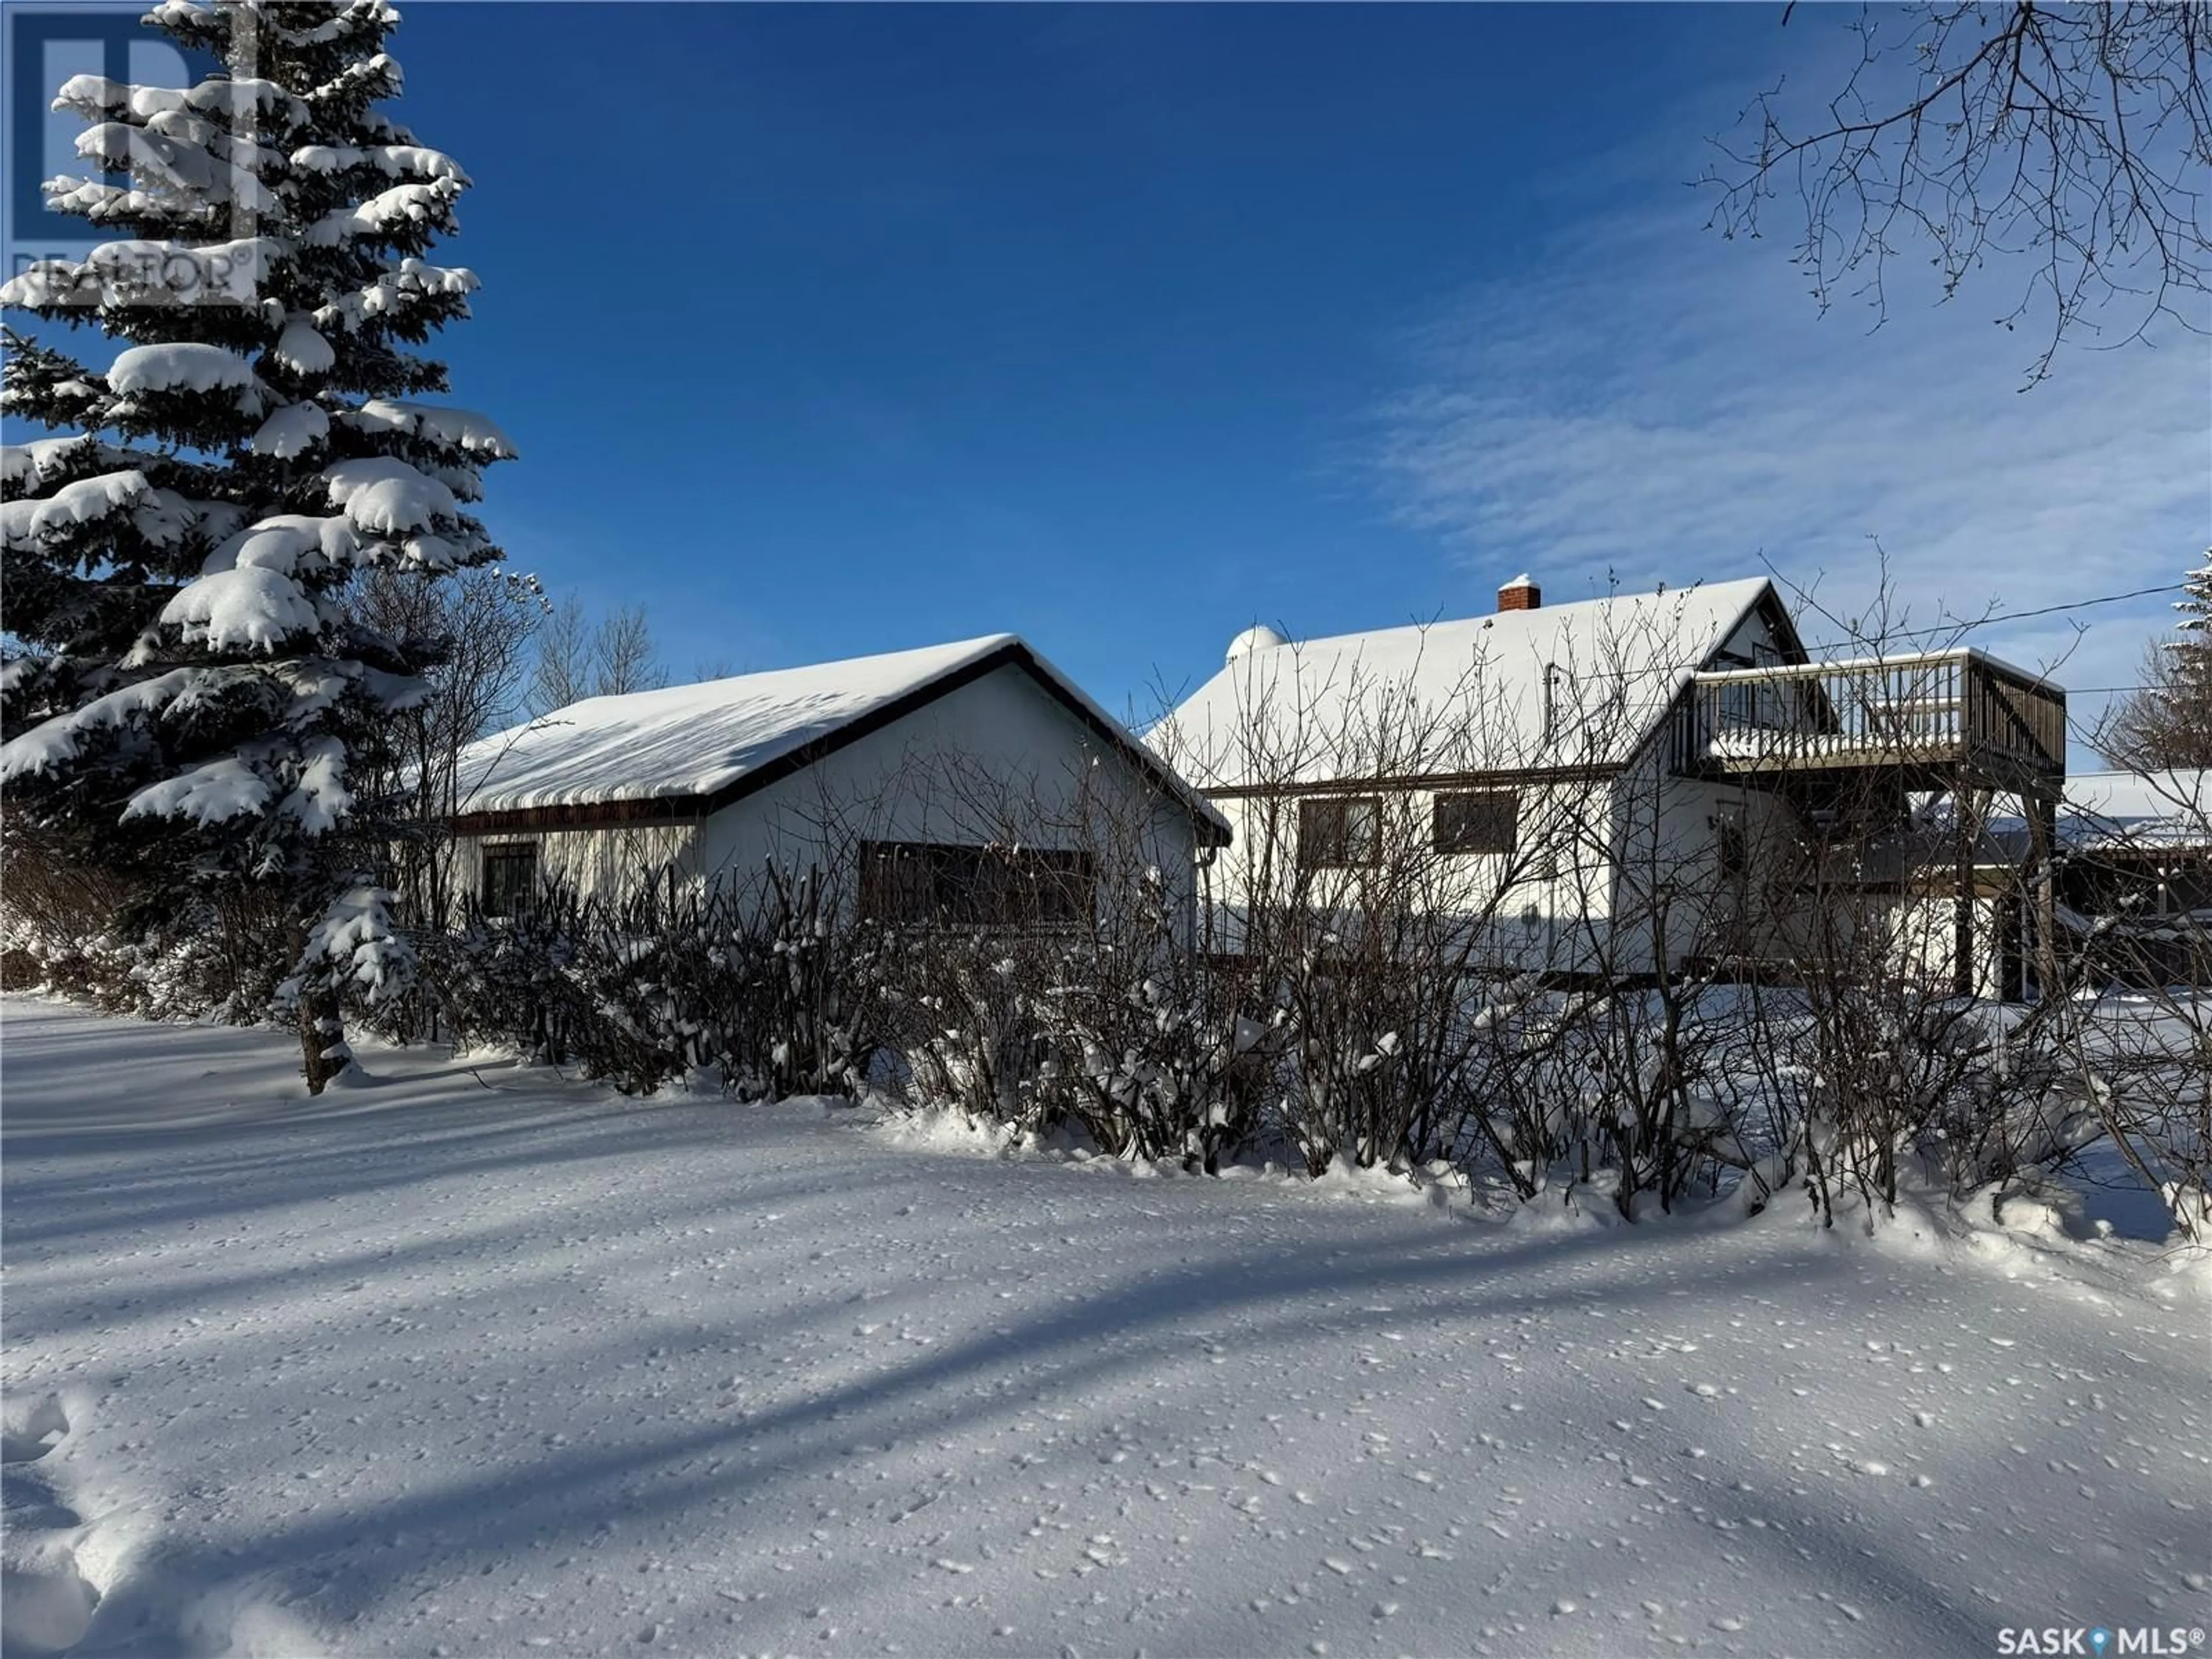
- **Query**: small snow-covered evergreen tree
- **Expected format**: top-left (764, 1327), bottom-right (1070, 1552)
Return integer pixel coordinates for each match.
top-left (2173, 547), bottom-right (2212, 704)
top-left (1, 0), bottom-right (514, 1089)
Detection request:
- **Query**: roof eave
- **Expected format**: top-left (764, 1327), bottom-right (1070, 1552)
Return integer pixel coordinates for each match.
top-left (453, 638), bottom-right (1236, 849)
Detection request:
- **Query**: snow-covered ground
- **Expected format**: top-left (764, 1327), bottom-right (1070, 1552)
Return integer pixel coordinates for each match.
top-left (3, 998), bottom-right (2207, 1658)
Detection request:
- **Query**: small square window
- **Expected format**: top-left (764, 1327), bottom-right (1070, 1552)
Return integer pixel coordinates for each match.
top-left (480, 842), bottom-right (539, 918)
top-left (1433, 790), bottom-right (1518, 855)
top-left (1299, 797), bottom-right (1381, 868)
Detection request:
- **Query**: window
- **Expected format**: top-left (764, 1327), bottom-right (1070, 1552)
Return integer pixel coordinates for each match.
top-left (1433, 790), bottom-right (1519, 855)
top-left (480, 842), bottom-right (539, 918)
top-left (1542, 664), bottom-right (1568, 737)
top-left (858, 841), bottom-right (1093, 929)
top-left (1717, 820), bottom-right (1748, 881)
top-left (1729, 641), bottom-right (1783, 728)
top-left (1298, 797), bottom-right (1381, 868)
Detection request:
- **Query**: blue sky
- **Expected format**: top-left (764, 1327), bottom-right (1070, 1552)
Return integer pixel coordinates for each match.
top-left (395, 3), bottom-right (1782, 706)
top-left (15, 4), bottom-right (2211, 739)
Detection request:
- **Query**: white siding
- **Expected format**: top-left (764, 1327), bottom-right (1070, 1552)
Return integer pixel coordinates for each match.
top-left (452, 823), bottom-right (698, 908)
top-left (1881, 894), bottom-right (2014, 998)
top-left (1199, 774), bottom-right (1624, 973)
top-left (1707, 602), bottom-right (1791, 669)
top-left (694, 665), bottom-right (1168, 874)
top-left (692, 662), bottom-right (1203, 921)
top-left (1178, 589), bottom-right (1796, 979)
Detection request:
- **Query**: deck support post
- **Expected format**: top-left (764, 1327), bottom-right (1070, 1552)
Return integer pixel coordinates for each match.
top-left (2027, 784), bottom-right (2060, 1002)
top-left (1952, 774), bottom-right (1983, 999)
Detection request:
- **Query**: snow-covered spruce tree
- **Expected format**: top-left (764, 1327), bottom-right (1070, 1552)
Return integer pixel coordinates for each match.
top-left (1, 1), bottom-right (514, 1089)
top-left (2101, 549), bottom-right (2212, 770)
top-left (2172, 548), bottom-right (2212, 733)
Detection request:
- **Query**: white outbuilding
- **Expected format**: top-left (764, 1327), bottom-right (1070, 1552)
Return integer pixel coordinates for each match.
top-left (448, 634), bottom-right (1230, 935)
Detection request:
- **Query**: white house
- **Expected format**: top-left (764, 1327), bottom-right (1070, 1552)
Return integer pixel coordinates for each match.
top-left (448, 634), bottom-right (1231, 935)
top-left (1152, 574), bottom-right (2069, 991)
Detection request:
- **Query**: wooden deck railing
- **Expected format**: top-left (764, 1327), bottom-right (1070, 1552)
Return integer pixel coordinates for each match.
top-left (1677, 649), bottom-right (2065, 780)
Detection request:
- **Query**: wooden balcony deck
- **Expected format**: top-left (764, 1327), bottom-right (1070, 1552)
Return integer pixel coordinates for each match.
top-left (1675, 649), bottom-right (2066, 790)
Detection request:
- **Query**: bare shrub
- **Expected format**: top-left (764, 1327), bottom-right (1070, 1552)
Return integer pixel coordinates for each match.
top-left (2041, 768), bottom-right (2212, 1239)
top-left (1158, 646), bottom-right (1524, 1175)
top-left (0, 820), bottom-right (293, 1021)
top-left (1151, 593), bottom-right (1772, 1205)
top-left (418, 856), bottom-right (906, 1100)
top-left (1706, 683), bottom-right (2081, 1225)
top-left (849, 750), bottom-right (1268, 1165)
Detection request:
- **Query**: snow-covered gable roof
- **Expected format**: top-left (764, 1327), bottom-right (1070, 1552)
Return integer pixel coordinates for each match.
top-left (452, 634), bottom-right (1231, 842)
top-left (1152, 577), bottom-right (1782, 791)
top-left (2059, 770), bottom-right (2211, 850)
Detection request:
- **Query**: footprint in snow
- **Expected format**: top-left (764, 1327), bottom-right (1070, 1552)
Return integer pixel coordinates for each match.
top-left (0, 1546), bottom-right (101, 1659)
top-left (1, 1400), bottom-right (100, 1659)
top-left (0, 1396), bottom-right (70, 1466)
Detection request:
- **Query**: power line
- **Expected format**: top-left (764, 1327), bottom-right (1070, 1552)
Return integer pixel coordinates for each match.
top-left (1199, 578), bottom-right (2195, 709)
top-left (1795, 581), bottom-right (2187, 658)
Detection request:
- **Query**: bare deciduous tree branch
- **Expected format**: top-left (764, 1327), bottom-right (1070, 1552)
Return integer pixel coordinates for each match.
top-left (1705, 3), bottom-right (2211, 384)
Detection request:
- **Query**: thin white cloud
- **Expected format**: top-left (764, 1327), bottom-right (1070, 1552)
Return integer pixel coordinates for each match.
top-left (1368, 201), bottom-right (2211, 748)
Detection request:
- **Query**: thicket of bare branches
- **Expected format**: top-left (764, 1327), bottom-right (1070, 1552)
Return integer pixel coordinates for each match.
top-left (1723, 776), bottom-right (2075, 1226)
top-left (1153, 638), bottom-right (1609, 1181)
top-left (2097, 552), bottom-right (2212, 770)
top-left (2039, 769), bottom-right (2212, 1238)
top-left (401, 751), bottom-right (1260, 1168)
top-left (2096, 639), bottom-right (2212, 771)
top-left (0, 825), bottom-right (296, 1021)
top-left (406, 861), bottom-right (906, 1101)
top-left (350, 567), bottom-right (546, 933)
top-left (1705, 2), bottom-right (2211, 382)
top-left (528, 598), bottom-right (669, 717)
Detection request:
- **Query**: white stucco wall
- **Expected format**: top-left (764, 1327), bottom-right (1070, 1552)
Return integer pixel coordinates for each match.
top-left (1590, 599), bottom-right (1831, 976)
top-left (1198, 767), bottom-right (1759, 980)
top-left (687, 662), bottom-right (1209, 941)
top-left (1599, 757), bottom-right (1815, 976)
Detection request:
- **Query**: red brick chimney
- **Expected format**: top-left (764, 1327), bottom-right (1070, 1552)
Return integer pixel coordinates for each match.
top-left (1498, 574), bottom-right (1540, 612)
